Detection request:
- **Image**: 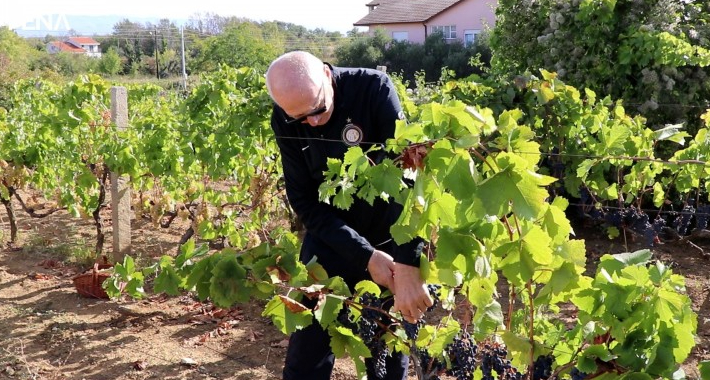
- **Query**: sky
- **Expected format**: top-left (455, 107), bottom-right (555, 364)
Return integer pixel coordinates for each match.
top-left (0, 0), bottom-right (370, 35)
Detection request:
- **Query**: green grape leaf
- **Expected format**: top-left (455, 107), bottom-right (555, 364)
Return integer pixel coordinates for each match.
top-left (394, 120), bottom-right (425, 142)
top-left (175, 239), bottom-right (209, 269)
top-left (654, 124), bottom-right (690, 145)
top-left (646, 325), bottom-right (678, 377)
top-left (465, 277), bottom-right (495, 309)
top-left (314, 294), bottom-right (344, 328)
top-left (673, 313), bottom-right (697, 363)
top-left (583, 344), bottom-right (615, 362)
top-left (652, 182), bottom-right (665, 208)
top-left (367, 159), bottom-right (403, 199)
top-left (153, 265), bottom-right (183, 296)
top-left (477, 158), bottom-right (556, 220)
top-left (328, 325), bottom-right (372, 359)
top-left (442, 149), bottom-right (478, 199)
top-left (576, 159), bottom-right (597, 179)
top-left (185, 254), bottom-right (218, 300)
top-left (498, 226), bottom-right (553, 283)
top-left (542, 197), bottom-right (573, 244)
top-left (419, 254), bottom-right (431, 280)
top-left (601, 123), bottom-right (631, 154)
top-left (501, 331), bottom-right (533, 369)
top-left (427, 317), bottom-right (460, 357)
top-left (197, 219), bottom-right (217, 240)
top-left (699, 360), bottom-right (710, 380)
top-left (390, 190), bottom-right (421, 244)
top-left (263, 295), bottom-right (313, 335)
top-left (437, 227), bottom-right (483, 267)
top-left (343, 147), bottom-right (368, 177)
top-left (536, 262), bottom-right (579, 300)
top-left (599, 250), bottom-right (653, 277)
top-left (556, 239), bottom-right (587, 268)
top-left (332, 181), bottom-right (356, 210)
top-left (324, 276), bottom-right (352, 298)
top-left (305, 258), bottom-right (330, 283)
top-left (472, 300), bottom-right (503, 334)
top-left (113, 255), bottom-right (134, 278)
top-left (209, 254), bottom-right (249, 307)
top-left (354, 280), bottom-right (381, 297)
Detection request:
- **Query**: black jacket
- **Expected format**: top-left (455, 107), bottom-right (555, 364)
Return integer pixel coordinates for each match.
top-left (271, 65), bottom-right (422, 273)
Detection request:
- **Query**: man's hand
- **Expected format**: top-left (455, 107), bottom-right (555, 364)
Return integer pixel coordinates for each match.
top-left (367, 249), bottom-right (395, 291)
top-left (392, 263), bottom-right (433, 323)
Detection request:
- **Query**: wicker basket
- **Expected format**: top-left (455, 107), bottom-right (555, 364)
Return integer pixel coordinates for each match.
top-left (72, 260), bottom-right (113, 299)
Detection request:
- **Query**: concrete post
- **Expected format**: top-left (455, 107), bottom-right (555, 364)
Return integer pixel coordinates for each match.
top-left (110, 87), bottom-right (131, 263)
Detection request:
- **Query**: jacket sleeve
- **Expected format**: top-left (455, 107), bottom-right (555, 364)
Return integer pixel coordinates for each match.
top-left (272, 112), bottom-right (375, 272)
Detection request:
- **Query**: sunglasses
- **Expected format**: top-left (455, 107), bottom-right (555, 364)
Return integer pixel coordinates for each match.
top-left (284, 78), bottom-right (328, 124)
top-left (285, 104), bottom-right (327, 125)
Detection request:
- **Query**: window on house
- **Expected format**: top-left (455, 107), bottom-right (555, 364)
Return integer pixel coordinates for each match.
top-left (431, 25), bottom-right (457, 39)
top-left (392, 31), bottom-right (409, 42)
top-left (463, 29), bottom-right (481, 47)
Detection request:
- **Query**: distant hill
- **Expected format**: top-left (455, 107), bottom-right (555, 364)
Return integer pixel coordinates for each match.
top-left (13, 14), bottom-right (188, 37)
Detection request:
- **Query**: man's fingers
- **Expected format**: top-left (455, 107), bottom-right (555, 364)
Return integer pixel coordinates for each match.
top-left (423, 292), bottom-right (435, 307)
top-left (393, 301), bottom-right (424, 322)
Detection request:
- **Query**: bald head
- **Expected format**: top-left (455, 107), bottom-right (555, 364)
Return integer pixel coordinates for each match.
top-left (265, 51), bottom-right (333, 127)
top-left (266, 51), bottom-right (324, 105)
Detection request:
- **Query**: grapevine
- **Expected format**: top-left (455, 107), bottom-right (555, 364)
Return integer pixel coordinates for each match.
top-left (0, 67), bottom-right (703, 380)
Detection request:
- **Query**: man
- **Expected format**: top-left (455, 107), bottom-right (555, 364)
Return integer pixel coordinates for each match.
top-left (265, 51), bottom-right (432, 380)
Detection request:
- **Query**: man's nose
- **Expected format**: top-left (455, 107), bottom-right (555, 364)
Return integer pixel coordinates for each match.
top-left (307, 114), bottom-right (321, 127)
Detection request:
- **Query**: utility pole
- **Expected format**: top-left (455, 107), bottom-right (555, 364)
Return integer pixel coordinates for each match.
top-left (153, 27), bottom-right (159, 79)
top-left (181, 26), bottom-right (187, 90)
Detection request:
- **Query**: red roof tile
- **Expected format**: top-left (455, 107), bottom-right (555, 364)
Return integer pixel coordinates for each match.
top-left (355, 0), bottom-right (464, 25)
top-left (49, 41), bottom-right (86, 53)
top-left (67, 37), bottom-right (100, 45)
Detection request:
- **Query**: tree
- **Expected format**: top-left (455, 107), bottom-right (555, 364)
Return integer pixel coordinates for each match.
top-left (0, 27), bottom-right (38, 107)
top-left (334, 27), bottom-right (390, 68)
top-left (105, 19), bottom-right (151, 75)
top-left (191, 21), bottom-right (282, 73)
top-left (336, 28), bottom-right (492, 84)
top-left (490, 0), bottom-right (710, 134)
top-left (98, 46), bottom-right (122, 76)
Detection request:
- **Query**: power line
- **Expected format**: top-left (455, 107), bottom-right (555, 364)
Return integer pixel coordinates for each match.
top-left (118, 124), bottom-right (710, 168)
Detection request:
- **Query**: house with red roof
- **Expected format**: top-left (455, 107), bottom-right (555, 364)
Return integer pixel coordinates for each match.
top-left (47, 37), bottom-right (102, 58)
top-left (354, 0), bottom-right (497, 46)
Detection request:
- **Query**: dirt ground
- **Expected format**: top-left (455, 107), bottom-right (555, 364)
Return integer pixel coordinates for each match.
top-left (0, 201), bottom-right (709, 380)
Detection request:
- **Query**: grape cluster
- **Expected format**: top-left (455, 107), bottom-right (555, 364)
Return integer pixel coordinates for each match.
top-left (336, 306), bottom-right (357, 330)
top-left (356, 292), bottom-right (384, 344)
top-left (531, 354), bottom-right (553, 380)
top-left (355, 292), bottom-right (390, 378)
top-left (652, 216), bottom-right (666, 235)
top-left (604, 207), bottom-right (658, 246)
top-left (427, 283), bottom-right (441, 311)
top-left (672, 205), bottom-right (695, 236)
top-left (369, 339), bottom-right (389, 379)
top-left (696, 205), bottom-right (710, 231)
top-left (414, 348), bottom-right (445, 379)
top-left (478, 341), bottom-right (522, 380)
top-left (403, 320), bottom-right (423, 340)
top-left (442, 337), bottom-right (523, 380)
top-left (445, 332), bottom-right (477, 380)
top-left (570, 367), bottom-right (588, 380)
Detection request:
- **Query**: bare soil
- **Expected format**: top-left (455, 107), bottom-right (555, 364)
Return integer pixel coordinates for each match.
top-left (0, 201), bottom-right (709, 380)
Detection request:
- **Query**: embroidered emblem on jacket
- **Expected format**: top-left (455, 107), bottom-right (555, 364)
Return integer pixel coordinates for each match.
top-left (342, 120), bottom-right (363, 146)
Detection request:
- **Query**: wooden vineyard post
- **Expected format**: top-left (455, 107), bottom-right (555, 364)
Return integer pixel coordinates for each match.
top-left (110, 87), bottom-right (131, 263)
